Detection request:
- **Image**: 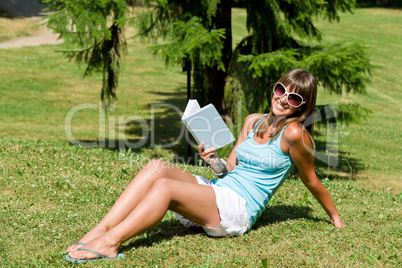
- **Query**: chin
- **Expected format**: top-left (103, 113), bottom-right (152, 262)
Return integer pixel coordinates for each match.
top-left (272, 105), bottom-right (288, 116)
top-left (272, 104), bottom-right (297, 118)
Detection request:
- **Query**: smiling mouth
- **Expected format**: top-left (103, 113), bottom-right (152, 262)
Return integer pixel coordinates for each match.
top-left (277, 102), bottom-right (285, 109)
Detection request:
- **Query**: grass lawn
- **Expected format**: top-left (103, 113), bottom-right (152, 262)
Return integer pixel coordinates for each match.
top-left (0, 7), bottom-right (401, 267)
top-left (314, 7), bottom-right (402, 195)
top-left (0, 137), bottom-right (400, 266)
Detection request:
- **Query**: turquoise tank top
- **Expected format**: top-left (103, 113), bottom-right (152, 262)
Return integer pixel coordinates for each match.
top-left (212, 124), bottom-right (294, 226)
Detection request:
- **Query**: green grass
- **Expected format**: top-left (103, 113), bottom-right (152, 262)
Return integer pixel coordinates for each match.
top-left (0, 7), bottom-right (401, 267)
top-left (313, 8), bottom-right (402, 193)
top-left (0, 137), bottom-right (400, 266)
top-left (0, 39), bottom-right (189, 154)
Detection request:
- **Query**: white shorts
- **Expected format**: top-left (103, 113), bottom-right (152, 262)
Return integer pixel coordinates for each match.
top-left (174, 176), bottom-right (250, 237)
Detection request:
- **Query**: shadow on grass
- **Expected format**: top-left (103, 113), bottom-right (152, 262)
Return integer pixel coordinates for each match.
top-left (0, 8), bottom-right (22, 18)
top-left (69, 87), bottom-right (202, 164)
top-left (119, 219), bottom-right (204, 253)
top-left (312, 130), bottom-right (364, 180)
top-left (252, 204), bottom-right (329, 230)
top-left (119, 204), bottom-right (322, 253)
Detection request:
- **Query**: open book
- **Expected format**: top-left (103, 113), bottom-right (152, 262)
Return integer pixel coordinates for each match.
top-left (182, 99), bottom-right (236, 150)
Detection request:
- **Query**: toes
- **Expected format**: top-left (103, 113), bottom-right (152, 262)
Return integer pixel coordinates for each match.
top-left (69, 249), bottom-right (97, 260)
top-left (69, 252), bottom-right (83, 260)
top-left (66, 242), bottom-right (86, 252)
top-left (66, 246), bottom-right (76, 252)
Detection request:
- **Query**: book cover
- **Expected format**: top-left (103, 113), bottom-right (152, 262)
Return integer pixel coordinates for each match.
top-left (182, 99), bottom-right (236, 150)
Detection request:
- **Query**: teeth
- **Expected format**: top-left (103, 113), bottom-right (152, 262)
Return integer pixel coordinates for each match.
top-left (278, 103), bottom-right (284, 109)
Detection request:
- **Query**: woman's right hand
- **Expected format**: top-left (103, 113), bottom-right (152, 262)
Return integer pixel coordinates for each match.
top-left (198, 143), bottom-right (227, 176)
top-left (198, 142), bottom-right (219, 165)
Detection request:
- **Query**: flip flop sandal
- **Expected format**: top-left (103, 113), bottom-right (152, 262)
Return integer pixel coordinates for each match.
top-left (65, 248), bottom-right (124, 263)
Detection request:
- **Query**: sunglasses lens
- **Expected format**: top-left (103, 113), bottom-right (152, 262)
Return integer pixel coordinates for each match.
top-left (288, 94), bottom-right (302, 107)
top-left (274, 83), bottom-right (304, 107)
top-left (274, 84), bottom-right (286, 96)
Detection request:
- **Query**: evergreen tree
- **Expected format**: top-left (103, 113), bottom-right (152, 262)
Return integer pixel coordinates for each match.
top-left (44, 0), bottom-right (133, 105)
top-left (45, 0), bottom-right (373, 125)
top-left (139, 0), bottom-right (373, 125)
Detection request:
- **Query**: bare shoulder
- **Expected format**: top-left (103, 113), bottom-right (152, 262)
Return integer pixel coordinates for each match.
top-left (283, 122), bottom-right (312, 148)
top-left (245, 113), bottom-right (262, 124)
top-left (236, 113), bottom-right (263, 140)
top-left (283, 122), bottom-right (303, 141)
top-left (244, 113), bottom-right (263, 130)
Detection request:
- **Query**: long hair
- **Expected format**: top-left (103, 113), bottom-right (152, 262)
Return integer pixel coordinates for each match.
top-left (253, 69), bottom-right (317, 146)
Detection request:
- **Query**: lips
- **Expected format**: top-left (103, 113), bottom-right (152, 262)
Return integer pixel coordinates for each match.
top-left (277, 102), bottom-right (285, 110)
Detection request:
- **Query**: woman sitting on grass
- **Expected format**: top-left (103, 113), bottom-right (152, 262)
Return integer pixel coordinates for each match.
top-left (66, 69), bottom-right (344, 263)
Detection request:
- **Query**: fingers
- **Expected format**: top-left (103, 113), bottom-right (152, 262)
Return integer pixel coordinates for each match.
top-left (198, 143), bottom-right (217, 164)
top-left (330, 216), bottom-right (345, 228)
top-left (197, 142), bottom-right (205, 154)
top-left (198, 143), bottom-right (216, 155)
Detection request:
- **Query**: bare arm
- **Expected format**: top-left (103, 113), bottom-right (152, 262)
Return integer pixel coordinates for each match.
top-left (284, 123), bottom-right (345, 228)
top-left (225, 113), bottom-right (261, 171)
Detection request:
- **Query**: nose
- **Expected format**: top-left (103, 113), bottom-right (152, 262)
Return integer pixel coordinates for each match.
top-left (279, 93), bottom-right (288, 104)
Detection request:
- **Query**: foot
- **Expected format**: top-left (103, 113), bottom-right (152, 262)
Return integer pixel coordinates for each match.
top-left (65, 248), bottom-right (124, 263)
top-left (66, 242), bottom-right (86, 253)
top-left (68, 235), bottom-right (120, 261)
top-left (66, 225), bottom-right (108, 252)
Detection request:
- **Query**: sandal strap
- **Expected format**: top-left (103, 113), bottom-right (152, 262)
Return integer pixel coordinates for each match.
top-left (77, 248), bottom-right (105, 258)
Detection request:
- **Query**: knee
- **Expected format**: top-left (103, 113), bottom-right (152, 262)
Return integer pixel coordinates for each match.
top-left (143, 159), bottom-right (169, 176)
top-left (150, 178), bottom-right (172, 195)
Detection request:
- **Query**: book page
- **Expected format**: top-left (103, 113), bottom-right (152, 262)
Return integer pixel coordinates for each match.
top-left (182, 103), bottom-right (235, 149)
top-left (182, 99), bottom-right (201, 120)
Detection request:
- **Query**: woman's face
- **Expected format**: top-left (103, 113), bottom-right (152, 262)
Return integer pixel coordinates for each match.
top-left (271, 84), bottom-right (302, 117)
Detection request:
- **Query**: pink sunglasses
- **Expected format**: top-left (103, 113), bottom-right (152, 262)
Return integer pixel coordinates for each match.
top-left (273, 82), bottom-right (305, 108)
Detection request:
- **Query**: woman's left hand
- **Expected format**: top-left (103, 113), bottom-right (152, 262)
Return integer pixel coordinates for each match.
top-left (284, 123), bottom-right (345, 229)
top-left (331, 216), bottom-right (345, 228)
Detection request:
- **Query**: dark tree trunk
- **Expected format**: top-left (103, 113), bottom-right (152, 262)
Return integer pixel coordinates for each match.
top-left (205, 0), bottom-right (232, 118)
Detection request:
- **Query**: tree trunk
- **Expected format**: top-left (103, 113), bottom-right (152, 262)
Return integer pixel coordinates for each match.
top-left (205, 0), bottom-right (232, 118)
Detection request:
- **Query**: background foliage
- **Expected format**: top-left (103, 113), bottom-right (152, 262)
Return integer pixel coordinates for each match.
top-left (44, 0), bottom-right (374, 127)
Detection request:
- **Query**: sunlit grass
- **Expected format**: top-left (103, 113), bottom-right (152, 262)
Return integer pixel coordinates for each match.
top-left (0, 137), bottom-right (400, 266)
top-left (313, 8), bottom-right (402, 193)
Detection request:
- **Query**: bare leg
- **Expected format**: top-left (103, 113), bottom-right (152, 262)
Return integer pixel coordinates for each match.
top-left (67, 160), bottom-right (198, 252)
top-left (68, 178), bottom-right (220, 260)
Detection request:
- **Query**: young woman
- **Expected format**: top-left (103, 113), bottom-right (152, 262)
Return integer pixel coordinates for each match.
top-left (66, 69), bottom-right (344, 263)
